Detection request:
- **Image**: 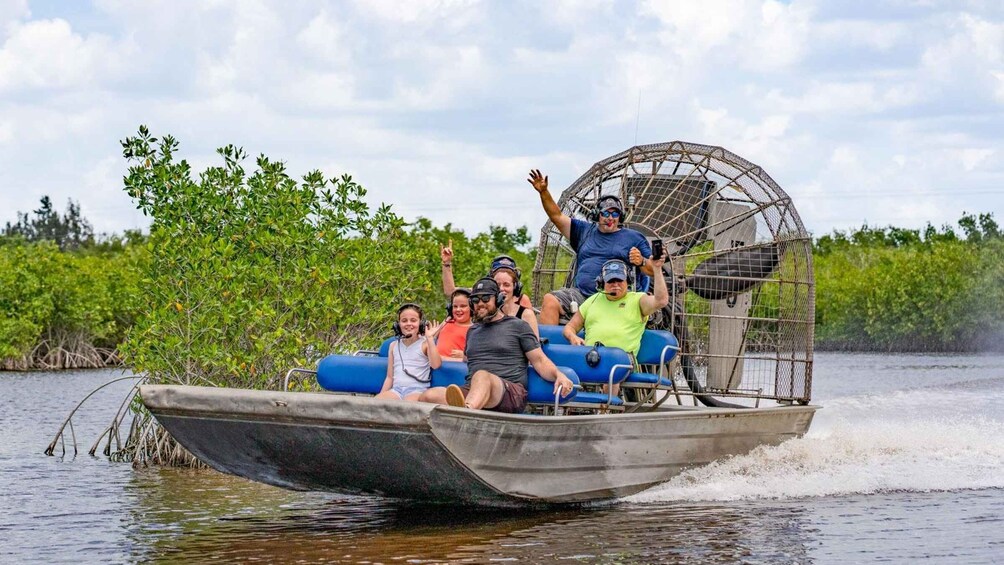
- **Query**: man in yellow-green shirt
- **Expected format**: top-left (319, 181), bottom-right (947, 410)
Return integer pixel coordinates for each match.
top-left (562, 252), bottom-right (669, 357)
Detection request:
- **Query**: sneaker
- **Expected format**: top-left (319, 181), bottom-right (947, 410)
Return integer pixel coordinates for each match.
top-left (445, 384), bottom-right (465, 408)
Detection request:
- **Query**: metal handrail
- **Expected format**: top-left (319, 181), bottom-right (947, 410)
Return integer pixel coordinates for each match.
top-left (283, 368), bottom-right (316, 391)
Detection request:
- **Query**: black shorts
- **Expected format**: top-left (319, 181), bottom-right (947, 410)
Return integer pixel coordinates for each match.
top-left (460, 380), bottom-right (527, 414)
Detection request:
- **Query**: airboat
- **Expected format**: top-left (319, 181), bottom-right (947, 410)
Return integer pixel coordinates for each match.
top-left (141, 141), bottom-right (818, 506)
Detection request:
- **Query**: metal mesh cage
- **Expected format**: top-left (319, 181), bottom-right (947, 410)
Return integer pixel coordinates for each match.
top-left (532, 141), bottom-right (814, 404)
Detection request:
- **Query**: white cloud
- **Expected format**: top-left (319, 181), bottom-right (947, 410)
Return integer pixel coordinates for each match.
top-left (0, 0), bottom-right (29, 38)
top-left (350, 0), bottom-right (482, 27)
top-left (0, 18), bottom-right (121, 91)
top-left (920, 13), bottom-right (1004, 83)
top-left (0, 0), bottom-right (1002, 243)
top-left (296, 9), bottom-right (351, 66)
top-left (641, 0), bottom-right (811, 71)
top-left (956, 148), bottom-right (995, 171)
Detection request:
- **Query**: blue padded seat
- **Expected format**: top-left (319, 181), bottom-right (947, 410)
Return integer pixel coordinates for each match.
top-left (538, 324), bottom-right (581, 345)
top-left (622, 371), bottom-right (674, 386)
top-left (318, 354), bottom-right (467, 394)
top-left (317, 354), bottom-right (387, 394)
top-left (527, 366), bottom-right (578, 404)
top-left (378, 336), bottom-right (396, 357)
top-left (431, 361), bottom-right (467, 388)
top-left (636, 330), bottom-right (679, 365)
top-left (542, 343), bottom-right (632, 406)
top-left (623, 330), bottom-right (680, 387)
top-left (541, 343), bottom-right (633, 385)
top-left (573, 391), bottom-right (625, 406)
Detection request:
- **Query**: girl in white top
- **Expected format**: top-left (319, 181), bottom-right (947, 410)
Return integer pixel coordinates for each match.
top-left (376, 304), bottom-right (443, 401)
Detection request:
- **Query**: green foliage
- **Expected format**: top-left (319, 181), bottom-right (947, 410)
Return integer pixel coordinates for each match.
top-left (119, 127), bottom-right (534, 388)
top-left (3, 196), bottom-right (95, 250)
top-left (813, 214), bottom-right (1004, 351)
top-left (0, 237), bottom-right (143, 367)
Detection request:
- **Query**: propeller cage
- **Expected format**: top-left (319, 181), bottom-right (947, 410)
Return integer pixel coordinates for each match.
top-left (532, 141), bottom-right (815, 405)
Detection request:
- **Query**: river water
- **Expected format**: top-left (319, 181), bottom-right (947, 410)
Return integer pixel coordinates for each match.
top-left (2, 352), bottom-right (1003, 564)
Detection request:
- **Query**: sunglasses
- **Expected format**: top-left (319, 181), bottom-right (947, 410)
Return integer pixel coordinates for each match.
top-left (600, 210), bottom-right (621, 219)
top-left (469, 294), bottom-right (494, 305)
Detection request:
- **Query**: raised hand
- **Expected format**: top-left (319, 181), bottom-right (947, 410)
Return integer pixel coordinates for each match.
top-left (527, 169), bottom-right (548, 193)
top-left (425, 320), bottom-right (445, 338)
top-left (440, 239), bottom-right (454, 264)
top-left (650, 246), bottom-right (667, 268)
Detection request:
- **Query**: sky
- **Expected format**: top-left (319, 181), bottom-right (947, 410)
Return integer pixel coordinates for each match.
top-left (1, 0), bottom-right (1002, 240)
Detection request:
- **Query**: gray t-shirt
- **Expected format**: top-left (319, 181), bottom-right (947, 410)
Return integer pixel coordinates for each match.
top-left (464, 315), bottom-right (540, 386)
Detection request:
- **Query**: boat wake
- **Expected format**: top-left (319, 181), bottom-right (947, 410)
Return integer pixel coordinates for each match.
top-left (629, 384), bottom-right (1004, 502)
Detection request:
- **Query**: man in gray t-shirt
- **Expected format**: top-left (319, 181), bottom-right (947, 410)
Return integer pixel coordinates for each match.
top-left (421, 277), bottom-right (573, 413)
top-left (464, 315), bottom-right (538, 387)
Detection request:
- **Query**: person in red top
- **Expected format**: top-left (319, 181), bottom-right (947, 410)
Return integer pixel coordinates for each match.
top-left (436, 288), bottom-right (472, 362)
top-left (439, 240), bottom-right (538, 338)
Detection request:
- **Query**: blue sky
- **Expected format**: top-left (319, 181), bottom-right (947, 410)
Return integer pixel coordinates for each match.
top-left (1, 0), bottom-right (1001, 239)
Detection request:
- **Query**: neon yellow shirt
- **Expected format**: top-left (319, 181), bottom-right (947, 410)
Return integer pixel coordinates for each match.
top-left (578, 291), bottom-right (646, 356)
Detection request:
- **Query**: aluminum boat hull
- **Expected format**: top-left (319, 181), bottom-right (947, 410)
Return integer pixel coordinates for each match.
top-left (140, 385), bottom-right (817, 506)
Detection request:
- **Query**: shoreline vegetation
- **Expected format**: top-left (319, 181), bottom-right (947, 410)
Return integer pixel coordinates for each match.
top-left (5, 134), bottom-right (1003, 374)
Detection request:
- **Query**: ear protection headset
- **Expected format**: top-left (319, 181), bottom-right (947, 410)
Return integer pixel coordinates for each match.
top-left (469, 277), bottom-right (506, 312)
top-left (489, 255), bottom-right (523, 299)
top-left (594, 259), bottom-right (635, 292)
top-left (587, 195), bottom-right (625, 226)
top-left (445, 288), bottom-right (471, 319)
top-left (393, 303), bottom-right (427, 337)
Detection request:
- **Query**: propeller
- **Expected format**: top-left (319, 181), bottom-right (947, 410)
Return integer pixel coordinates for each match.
top-left (683, 244), bottom-right (780, 300)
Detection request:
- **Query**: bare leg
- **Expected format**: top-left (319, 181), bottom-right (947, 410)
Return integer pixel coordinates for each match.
top-left (419, 387), bottom-right (448, 404)
top-left (465, 370), bottom-right (506, 410)
top-left (375, 390), bottom-right (402, 400)
top-left (403, 391), bottom-right (424, 402)
top-left (539, 293), bottom-right (563, 325)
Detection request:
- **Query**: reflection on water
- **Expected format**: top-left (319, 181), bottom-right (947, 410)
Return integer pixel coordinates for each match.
top-left (3, 356), bottom-right (1004, 564)
top-left (124, 467), bottom-right (817, 563)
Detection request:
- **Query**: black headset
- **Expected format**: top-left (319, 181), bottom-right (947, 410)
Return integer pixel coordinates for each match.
top-left (586, 341), bottom-right (604, 368)
top-left (445, 288), bottom-right (470, 319)
top-left (594, 259), bottom-right (635, 292)
top-left (393, 303), bottom-right (427, 337)
top-left (489, 255), bottom-right (523, 299)
top-left (587, 194), bottom-right (625, 226)
top-left (469, 277), bottom-right (507, 311)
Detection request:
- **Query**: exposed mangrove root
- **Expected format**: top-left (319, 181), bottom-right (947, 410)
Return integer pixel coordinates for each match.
top-left (45, 372), bottom-right (206, 467)
top-left (45, 374), bottom-right (145, 457)
top-left (3, 330), bottom-right (121, 370)
top-left (113, 411), bottom-right (206, 468)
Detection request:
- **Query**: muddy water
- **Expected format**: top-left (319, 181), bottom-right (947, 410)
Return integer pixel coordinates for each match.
top-left (3, 353), bottom-right (1003, 563)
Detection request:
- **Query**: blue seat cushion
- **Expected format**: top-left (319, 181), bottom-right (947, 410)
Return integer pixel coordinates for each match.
top-left (542, 343), bottom-right (633, 385)
top-left (623, 371), bottom-right (674, 387)
top-left (317, 354), bottom-right (387, 394)
top-left (571, 391), bottom-right (624, 406)
top-left (636, 330), bottom-right (679, 365)
top-left (319, 354), bottom-right (470, 394)
top-left (431, 361), bottom-right (467, 388)
top-left (527, 366), bottom-right (578, 404)
top-left (538, 324), bottom-right (582, 345)
top-left (378, 336), bottom-right (396, 357)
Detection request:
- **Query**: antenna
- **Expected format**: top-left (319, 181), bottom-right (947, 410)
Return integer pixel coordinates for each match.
top-left (634, 91), bottom-right (641, 145)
